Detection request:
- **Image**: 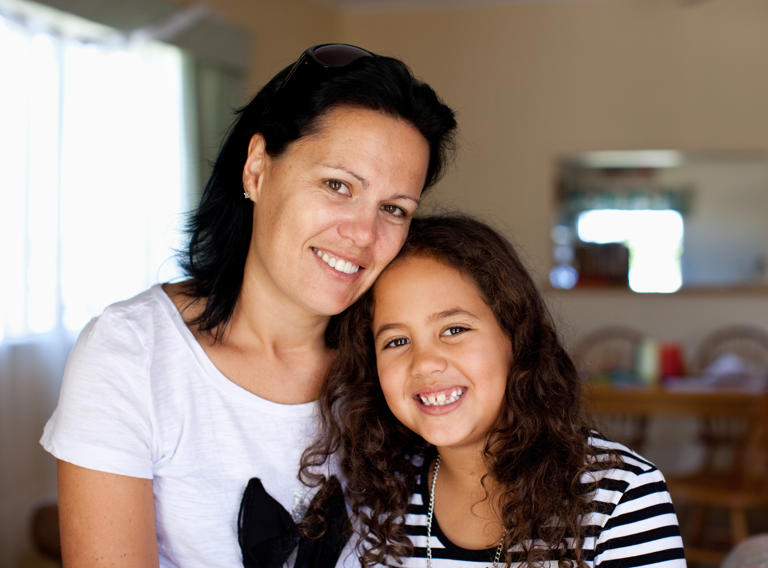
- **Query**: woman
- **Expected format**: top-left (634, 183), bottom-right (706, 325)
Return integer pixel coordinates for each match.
top-left (40, 43), bottom-right (456, 567)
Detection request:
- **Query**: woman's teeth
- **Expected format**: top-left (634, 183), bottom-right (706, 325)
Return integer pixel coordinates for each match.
top-left (313, 248), bottom-right (360, 274)
top-left (418, 388), bottom-right (465, 407)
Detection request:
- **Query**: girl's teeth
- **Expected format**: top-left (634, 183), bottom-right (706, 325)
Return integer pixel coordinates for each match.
top-left (314, 249), bottom-right (360, 274)
top-left (418, 388), bottom-right (465, 407)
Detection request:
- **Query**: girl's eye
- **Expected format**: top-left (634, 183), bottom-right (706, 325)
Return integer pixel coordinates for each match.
top-left (383, 337), bottom-right (410, 349)
top-left (381, 203), bottom-right (408, 217)
top-left (326, 179), bottom-right (350, 195)
top-left (442, 326), bottom-right (469, 337)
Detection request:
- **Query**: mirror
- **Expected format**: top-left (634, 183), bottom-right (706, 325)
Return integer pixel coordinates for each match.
top-left (550, 150), bottom-right (768, 293)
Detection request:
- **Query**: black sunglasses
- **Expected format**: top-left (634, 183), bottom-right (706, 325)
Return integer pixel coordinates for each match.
top-left (277, 43), bottom-right (375, 94)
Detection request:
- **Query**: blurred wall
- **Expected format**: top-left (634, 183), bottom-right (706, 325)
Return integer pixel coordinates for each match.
top-left (188, 0), bottom-right (341, 88)
top-left (24, 0), bottom-right (764, 375)
top-left (329, 0), bottom-right (768, 357)
top-left (202, 0), bottom-right (768, 359)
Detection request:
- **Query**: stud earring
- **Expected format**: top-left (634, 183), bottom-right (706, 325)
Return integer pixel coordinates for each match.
top-left (243, 191), bottom-right (249, 199)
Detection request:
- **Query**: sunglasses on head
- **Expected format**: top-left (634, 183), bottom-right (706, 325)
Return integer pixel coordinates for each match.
top-left (277, 43), bottom-right (375, 94)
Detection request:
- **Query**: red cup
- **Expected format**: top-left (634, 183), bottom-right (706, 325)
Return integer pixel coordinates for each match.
top-left (659, 343), bottom-right (684, 381)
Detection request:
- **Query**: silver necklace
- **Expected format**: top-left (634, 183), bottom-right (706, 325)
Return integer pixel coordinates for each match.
top-left (426, 455), bottom-right (505, 568)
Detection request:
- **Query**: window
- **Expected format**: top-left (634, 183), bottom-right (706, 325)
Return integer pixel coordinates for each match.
top-left (0, 1), bottom-right (189, 339)
top-left (577, 209), bottom-right (684, 293)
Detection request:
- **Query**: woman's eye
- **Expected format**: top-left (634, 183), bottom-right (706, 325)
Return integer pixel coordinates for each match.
top-left (326, 179), bottom-right (350, 195)
top-left (383, 337), bottom-right (409, 349)
top-left (381, 203), bottom-right (407, 217)
top-left (442, 326), bottom-right (468, 337)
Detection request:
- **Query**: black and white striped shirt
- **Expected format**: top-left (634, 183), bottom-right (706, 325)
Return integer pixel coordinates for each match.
top-left (384, 435), bottom-right (686, 567)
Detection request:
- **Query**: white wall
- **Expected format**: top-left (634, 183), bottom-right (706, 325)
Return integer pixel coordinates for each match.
top-left (331, 0), bottom-right (768, 358)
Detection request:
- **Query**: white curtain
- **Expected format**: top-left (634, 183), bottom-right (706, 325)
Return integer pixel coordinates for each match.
top-left (0, 5), bottom-right (189, 565)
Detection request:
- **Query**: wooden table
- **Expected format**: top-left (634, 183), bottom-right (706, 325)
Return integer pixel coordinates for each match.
top-left (581, 382), bottom-right (767, 474)
top-left (583, 383), bottom-right (766, 419)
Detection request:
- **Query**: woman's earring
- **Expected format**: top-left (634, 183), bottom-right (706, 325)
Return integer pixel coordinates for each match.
top-left (243, 191), bottom-right (250, 199)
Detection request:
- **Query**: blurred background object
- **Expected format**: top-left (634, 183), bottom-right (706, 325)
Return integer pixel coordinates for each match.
top-left (721, 534), bottom-right (768, 568)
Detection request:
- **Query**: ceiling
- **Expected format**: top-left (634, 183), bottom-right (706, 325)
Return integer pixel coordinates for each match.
top-left (311, 0), bottom-right (590, 9)
top-left (2, 0), bottom-right (249, 67)
top-left (312, 0), bottom-right (708, 9)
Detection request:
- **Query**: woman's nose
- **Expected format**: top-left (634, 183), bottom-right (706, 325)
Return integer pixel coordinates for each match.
top-left (411, 346), bottom-right (448, 378)
top-left (338, 208), bottom-right (377, 247)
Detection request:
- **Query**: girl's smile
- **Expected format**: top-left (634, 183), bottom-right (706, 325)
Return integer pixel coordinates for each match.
top-left (372, 255), bottom-right (512, 454)
top-left (413, 385), bottom-right (467, 415)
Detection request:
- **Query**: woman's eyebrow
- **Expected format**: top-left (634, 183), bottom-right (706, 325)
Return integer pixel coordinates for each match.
top-left (319, 162), bottom-right (420, 204)
top-left (320, 162), bottom-right (368, 188)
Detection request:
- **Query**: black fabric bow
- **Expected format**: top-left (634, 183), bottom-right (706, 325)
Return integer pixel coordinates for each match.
top-left (238, 477), bottom-right (351, 568)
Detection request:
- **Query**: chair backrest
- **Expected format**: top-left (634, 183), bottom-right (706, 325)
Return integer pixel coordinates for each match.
top-left (572, 326), bottom-right (644, 383)
top-left (573, 327), bottom-right (649, 450)
top-left (695, 325), bottom-right (768, 375)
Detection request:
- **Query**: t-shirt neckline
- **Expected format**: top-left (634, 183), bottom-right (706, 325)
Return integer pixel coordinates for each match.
top-left (152, 284), bottom-right (317, 417)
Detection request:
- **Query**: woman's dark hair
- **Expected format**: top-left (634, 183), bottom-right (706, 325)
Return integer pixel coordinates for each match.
top-left (300, 214), bottom-right (616, 567)
top-left (178, 47), bottom-right (457, 338)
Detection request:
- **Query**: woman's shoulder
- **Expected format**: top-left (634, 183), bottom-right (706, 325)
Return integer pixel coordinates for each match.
top-left (162, 281), bottom-right (200, 315)
top-left (93, 282), bottom-right (169, 315)
top-left (77, 283), bottom-right (192, 356)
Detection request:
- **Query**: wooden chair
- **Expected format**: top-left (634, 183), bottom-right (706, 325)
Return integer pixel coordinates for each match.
top-left (666, 326), bottom-right (768, 567)
top-left (572, 326), bottom-right (649, 451)
top-left (667, 392), bottom-right (768, 565)
top-left (691, 325), bottom-right (768, 474)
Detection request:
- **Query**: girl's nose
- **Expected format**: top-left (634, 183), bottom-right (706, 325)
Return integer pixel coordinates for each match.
top-left (411, 346), bottom-right (448, 379)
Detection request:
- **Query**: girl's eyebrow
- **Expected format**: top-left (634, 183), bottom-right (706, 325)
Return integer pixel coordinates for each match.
top-left (373, 308), bottom-right (477, 341)
top-left (374, 322), bottom-right (402, 342)
top-left (434, 308), bottom-right (477, 321)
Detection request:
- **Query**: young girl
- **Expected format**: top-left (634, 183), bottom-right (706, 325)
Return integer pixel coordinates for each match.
top-left (302, 214), bottom-right (686, 567)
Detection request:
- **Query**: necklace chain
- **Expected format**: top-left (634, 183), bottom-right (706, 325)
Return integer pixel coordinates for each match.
top-left (426, 455), bottom-right (505, 568)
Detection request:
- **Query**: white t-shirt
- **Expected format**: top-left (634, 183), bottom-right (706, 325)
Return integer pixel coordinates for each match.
top-left (41, 285), bottom-right (334, 567)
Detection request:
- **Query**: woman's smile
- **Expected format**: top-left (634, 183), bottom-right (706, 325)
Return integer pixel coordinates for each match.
top-left (311, 247), bottom-right (362, 275)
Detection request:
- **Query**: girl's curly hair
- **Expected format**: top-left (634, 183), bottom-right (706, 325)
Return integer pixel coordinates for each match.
top-left (300, 214), bottom-right (616, 566)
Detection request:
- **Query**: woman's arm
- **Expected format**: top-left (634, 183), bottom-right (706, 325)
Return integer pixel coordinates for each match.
top-left (58, 460), bottom-right (159, 567)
